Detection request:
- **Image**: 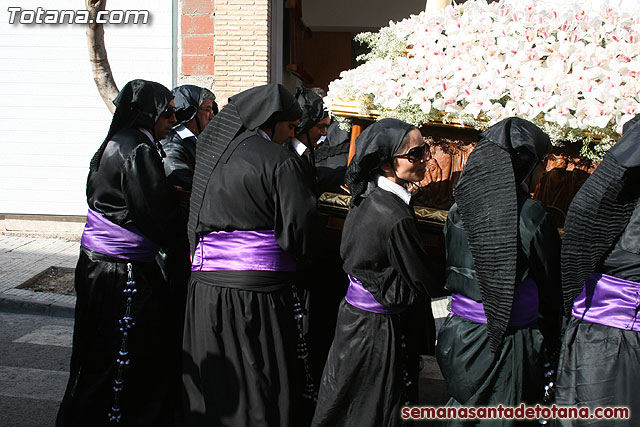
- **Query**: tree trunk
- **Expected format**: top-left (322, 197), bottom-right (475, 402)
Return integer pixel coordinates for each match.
top-left (86, 0), bottom-right (119, 114)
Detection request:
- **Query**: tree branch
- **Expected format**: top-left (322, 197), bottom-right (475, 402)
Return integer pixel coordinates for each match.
top-left (86, 0), bottom-right (119, 114)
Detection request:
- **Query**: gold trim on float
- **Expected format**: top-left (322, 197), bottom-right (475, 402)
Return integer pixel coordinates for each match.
top-left (317, 192), bottom-right (564, 236)
top-left (329, 99), bottom-right (381, 119)
top-left (318, 192), bottom-right (448, 233)
top-left (329, 97), bottom-right (609, 142)
top-left (329, 98), bottom-right (482, 131)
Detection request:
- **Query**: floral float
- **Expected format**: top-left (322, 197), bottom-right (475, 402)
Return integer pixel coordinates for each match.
top-left (326, 0), bottom-right (640, 160)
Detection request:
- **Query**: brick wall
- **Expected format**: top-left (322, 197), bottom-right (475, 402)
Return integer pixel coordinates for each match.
top-left (179, 0), bottom-right (272, 101)
top-left (180, 0), bottom-right (215, 86)
top-left (217, 0), bottom-right (272, 100)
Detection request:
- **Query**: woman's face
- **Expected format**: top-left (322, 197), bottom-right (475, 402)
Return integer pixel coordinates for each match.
top-left (392, 129), bottom-right (428, 183)
top-left (153, 99), bottom-right (177, 140)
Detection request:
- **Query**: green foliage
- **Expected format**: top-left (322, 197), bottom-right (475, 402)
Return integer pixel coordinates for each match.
top-left (355, 25), bottom-right (406, 61)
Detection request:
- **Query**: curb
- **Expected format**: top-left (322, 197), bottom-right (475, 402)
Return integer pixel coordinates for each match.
top-left (0, 293), bottom-right (75, 318)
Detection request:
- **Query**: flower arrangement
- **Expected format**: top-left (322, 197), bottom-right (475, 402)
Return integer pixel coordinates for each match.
top-left (325, 0), bottom-right (640, 160)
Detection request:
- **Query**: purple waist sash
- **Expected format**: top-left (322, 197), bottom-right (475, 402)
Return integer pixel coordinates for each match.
top-left (80, 209), bottom-right (159, 262)
top-left (572, 273), bottom-right (640, 331)
top-left (191, 230), bottom-right (296, 271)
top-left (345, 275), bottom-right (407, 315)
top-left (451, 278), bottom-right (539, 327)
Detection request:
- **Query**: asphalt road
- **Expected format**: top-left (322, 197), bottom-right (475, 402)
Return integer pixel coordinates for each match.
top-left (0, 312), bottom-right (72, 427)
top-left (0, 310), bottom-right (447, 427)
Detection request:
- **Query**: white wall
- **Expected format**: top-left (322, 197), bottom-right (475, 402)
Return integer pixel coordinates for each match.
top-left (0, 0), bottom-right (173, 216)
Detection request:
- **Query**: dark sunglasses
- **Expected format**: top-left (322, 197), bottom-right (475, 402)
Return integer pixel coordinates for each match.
top-left (393, 143), bottom-right (430, 163)
top-left (198, 107), bottom-right (215, 117)
top-left (161, 106), bottom-right (176, 119)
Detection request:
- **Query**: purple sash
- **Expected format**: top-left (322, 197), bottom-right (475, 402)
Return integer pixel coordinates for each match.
top-left (451, 278), bottom-right (539, 327)
top-left (80, 209), bottom-right (159, 262)
top-left (191, 230), bottom-right (296, 271)
top-left (572, 273), bottom-right (640, 331)
top-left (345, 275), bottom-right (406, 315)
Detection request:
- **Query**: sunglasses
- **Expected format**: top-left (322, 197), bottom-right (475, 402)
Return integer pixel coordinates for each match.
top-left (393, 143), bottom-right (430, 163)
top-left (198, 107), bottom-right (215, 117)
top-left (161, 106), bottom-right (176, 119)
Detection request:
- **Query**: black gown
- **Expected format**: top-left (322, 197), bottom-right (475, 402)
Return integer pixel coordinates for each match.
top-left (436, 194), bottom-right (562, 426)
top-left (160, 126), bottom-right (199, 421)
top-left (160, 127), bottom-right (197, 296)
top-left (315, 121), bottom-right (350, 194)
top-left (162, 126), bottom-right (198, 191)
top-left (312, 187), bottom-right (441, 427)
top-left (182, 130), bottom-right (321, 427)
top-left (555, 200), bottom-right (640, 426)
top-left (57, 128), bottom-right (179, 427)
top-left (284, 139), bottom-right (317, 195)
top-left (160, 127), bottom-right (197, 317)
top-left (284, 139), bottom-right (350, 391)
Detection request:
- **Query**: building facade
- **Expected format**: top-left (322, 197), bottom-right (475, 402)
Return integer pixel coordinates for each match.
top-left (0, 0), bottom-right (427, 234)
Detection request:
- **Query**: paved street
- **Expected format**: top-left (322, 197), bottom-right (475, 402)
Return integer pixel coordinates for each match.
top-left (0, 233), bottom-right (449, 426)
top-left (0, 312), bottom-right (72, 427)
top-left (0, 310), bottom-right (446, 427)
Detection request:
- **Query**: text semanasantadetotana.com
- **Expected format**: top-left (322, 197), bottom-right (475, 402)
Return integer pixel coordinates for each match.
top-left (401, 404), bottom-right (630, 420)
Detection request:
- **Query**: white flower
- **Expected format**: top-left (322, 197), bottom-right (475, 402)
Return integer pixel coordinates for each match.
top-left (325, 0), bottom-right (640, 151)
top-left (485, 102), bottom-right (509, 123)
top-left (586, 100), bottom-right (615, 128)
top-left (411, 90), bottom-right (433, 114)
top-left (545, 95), bottom-right (578, 127)
top-left (615, 99), bottom-right (639, 116)
top-left (462, 89), bottom-right (487, 118)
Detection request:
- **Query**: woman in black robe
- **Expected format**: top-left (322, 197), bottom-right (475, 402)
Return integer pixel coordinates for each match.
top-left (435, 117), bottom-right (563, 426)
top-left (312, 118), bottom-right (443, 427)
top-left (56, 79), bottom-right (180, 427)
top-left (315, 120), bottom-right (351, 194)
top-left (183, 83), bottom-right (322, 427)
top-left (158, 85), bottom-right (218, 417)
top-left (555, 115), bottom-right (640, 426)
top-left (162, 84), bottom-right (217, 192)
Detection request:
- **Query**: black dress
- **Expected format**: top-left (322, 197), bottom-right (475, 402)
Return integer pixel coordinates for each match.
top-left (57, 129), bottom-right (179, 427)
top-left (160, 125), bottom-right (199, 421)
top-left (182, 130), bottom-right (321, 427)
top-left (160, 126), bottom-right (197, 318)
top-left (284, 138), bottom-right (317, 195)
top-left (555, 200), bottom-right (640, 426)
top-left (315, 121), bottom-right (350, 194)
top-left (312, 187), bottom-right (441, 427)
top-left (160, 127), bottom-right (197, 296)
top-left (436, 195), bottom-right (562, 426)
top-left (284, 137), bottom-right (349, 387)
top-left (162, 126), bottom-right (198, 191)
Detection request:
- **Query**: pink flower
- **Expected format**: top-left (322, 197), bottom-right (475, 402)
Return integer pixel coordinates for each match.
top-left (326, 0), bottom-right (640, 142)
top-left (618, 100), bottom-right (638, 116)
top-left (575, 10), bottom-right (587, 22)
